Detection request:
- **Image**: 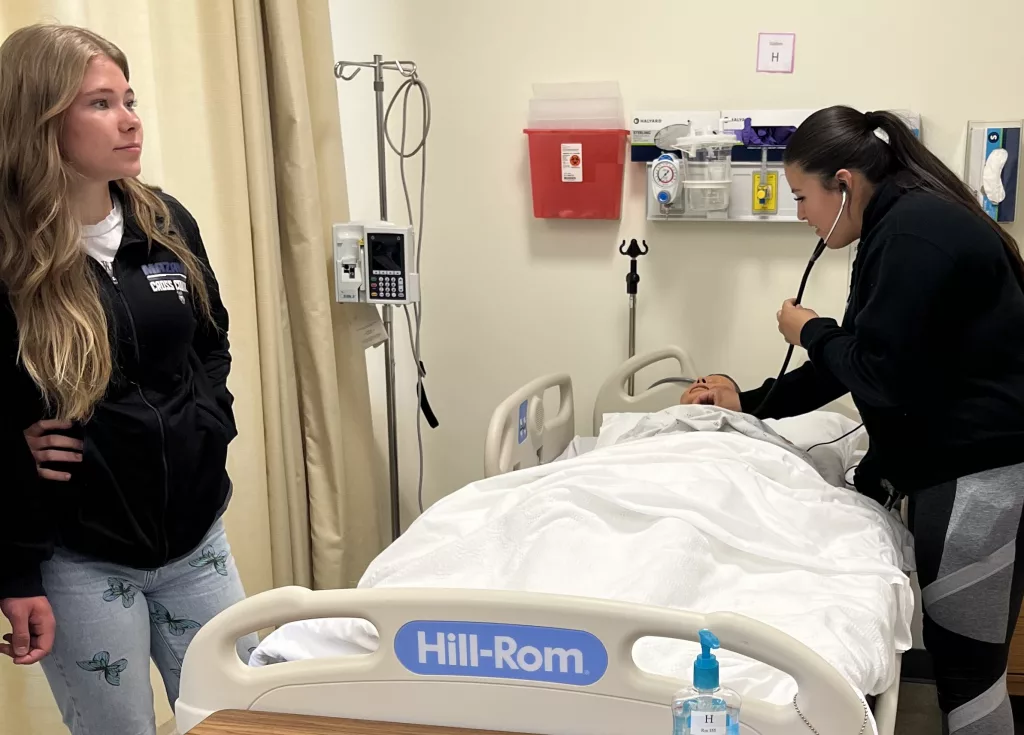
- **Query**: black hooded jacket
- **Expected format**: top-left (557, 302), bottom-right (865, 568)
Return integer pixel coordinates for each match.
top-left (0, 189), bottom-right (236, 599)
top-left (740, 178), bottom-right (1024, 497)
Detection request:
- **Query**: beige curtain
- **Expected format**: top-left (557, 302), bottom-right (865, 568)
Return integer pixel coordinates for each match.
top-left (235, 0), bottom-right (387, 591)
top-left (0, 1), bottom-right (383, 733)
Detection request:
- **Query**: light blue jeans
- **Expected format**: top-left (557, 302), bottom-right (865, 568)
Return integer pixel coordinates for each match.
top-left (38, 518), bottom-right (258, 735)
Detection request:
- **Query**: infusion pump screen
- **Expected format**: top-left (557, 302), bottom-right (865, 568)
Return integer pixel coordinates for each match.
top-left (367, 233), bottom-right (406, 301)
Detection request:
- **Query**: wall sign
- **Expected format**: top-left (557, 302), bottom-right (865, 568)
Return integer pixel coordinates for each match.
top-left (757, 33), bottom-right (796, 74)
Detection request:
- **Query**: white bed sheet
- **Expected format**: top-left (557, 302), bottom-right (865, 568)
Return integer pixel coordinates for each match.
top-left (553, 435), bottom-right (599, 461)
top-left (581, 409), bottom-right (867, 489)
top-left (556, 413), bottom-right (863, 469)
top-left (250, 406), bottom-right (913, 720)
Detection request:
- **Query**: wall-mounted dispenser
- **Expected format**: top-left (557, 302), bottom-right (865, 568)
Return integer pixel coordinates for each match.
top-left (964, 120), bottom-right (1021, 224)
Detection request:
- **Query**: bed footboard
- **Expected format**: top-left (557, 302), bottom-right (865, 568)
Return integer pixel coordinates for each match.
top-left (176, 587), bottom-right (872, 735)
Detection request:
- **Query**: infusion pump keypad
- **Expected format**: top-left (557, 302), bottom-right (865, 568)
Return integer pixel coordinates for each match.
top-left (370, 270), bottom-right (405, 301)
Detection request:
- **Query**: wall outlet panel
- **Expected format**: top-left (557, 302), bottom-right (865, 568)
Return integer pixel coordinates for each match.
top-left (752, 171), bottom-right (779, 215)
top-left (647, 162), bottom-right (799, 222)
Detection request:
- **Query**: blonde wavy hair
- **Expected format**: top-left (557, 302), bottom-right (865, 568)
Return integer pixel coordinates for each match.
top-left (0, 24), bottom-right (211, 421)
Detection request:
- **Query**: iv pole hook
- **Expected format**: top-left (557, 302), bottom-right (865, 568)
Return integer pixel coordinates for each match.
top-left (334, 62), bottom-right (361, 81)
top-left (394, 59), bottom-right (417, 77)
top-left (619, 237), bottom-right (649, 260)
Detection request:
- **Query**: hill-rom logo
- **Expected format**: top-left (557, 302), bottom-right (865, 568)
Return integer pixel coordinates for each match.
top-left (394, 620), bottom-right (608, 686)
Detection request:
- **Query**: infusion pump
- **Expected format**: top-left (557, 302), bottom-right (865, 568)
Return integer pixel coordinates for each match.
top-left (333, 221), bottom-right (420, 305)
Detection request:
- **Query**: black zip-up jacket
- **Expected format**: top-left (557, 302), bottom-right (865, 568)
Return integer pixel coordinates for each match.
top-left (0, 189), bottom-right (236, 599)
top-left (741, 177), bottom-right (1024, 496)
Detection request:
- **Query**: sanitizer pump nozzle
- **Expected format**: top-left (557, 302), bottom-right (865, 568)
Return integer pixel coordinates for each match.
top-left (693, 629), bottom-right (720, 691)
top-left (672, 629), bottom-right (741, 735)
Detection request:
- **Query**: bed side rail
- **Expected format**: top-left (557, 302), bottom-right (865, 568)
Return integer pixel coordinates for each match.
top-left (484, 373), bottom-right (574, 478)
top-left (592, 347), bottom-right (699, 436)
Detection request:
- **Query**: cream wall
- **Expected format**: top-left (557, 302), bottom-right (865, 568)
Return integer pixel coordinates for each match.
top-left (329, 0), bottom-right (1024, 527)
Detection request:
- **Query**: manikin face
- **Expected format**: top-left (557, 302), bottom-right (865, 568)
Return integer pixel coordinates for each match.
top-left (60, 55), bottom-right (142, 183)
top-left (681, 375), bottom-right (739, 406)
top-left (786, 164), bottom-right (861, 249)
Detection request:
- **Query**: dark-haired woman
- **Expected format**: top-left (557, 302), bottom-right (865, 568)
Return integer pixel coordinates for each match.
top-left (684, 106), bottom-right (1024, 735)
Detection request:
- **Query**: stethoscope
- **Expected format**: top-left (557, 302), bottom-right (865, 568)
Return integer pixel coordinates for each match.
top-left (750, 186), bottom-right (848, 417)
top-left (649, 188), bottom-right (849, 400)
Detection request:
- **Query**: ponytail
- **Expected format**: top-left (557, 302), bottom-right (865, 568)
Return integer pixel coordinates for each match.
top-left (784, 105), bottom-right (1024, 285)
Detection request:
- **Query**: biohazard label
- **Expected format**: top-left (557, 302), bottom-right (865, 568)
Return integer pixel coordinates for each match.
top-left (561, 143), bottom-right (582, 183)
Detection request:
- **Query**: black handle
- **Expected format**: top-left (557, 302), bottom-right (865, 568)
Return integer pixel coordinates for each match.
top-left (620, 239), bottom-right (648, 296)
top-left (619, 238), bottom-right (649, 259)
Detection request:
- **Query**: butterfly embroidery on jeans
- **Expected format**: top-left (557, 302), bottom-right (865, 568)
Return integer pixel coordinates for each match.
top-left (188, 544), bottom-right (228, 576)
top-left (102, 577), bottom-right (138, 609)
top-left (148, 600), bottom-right (202, 637)
top-left (77, 651), bottom-right (128, 686)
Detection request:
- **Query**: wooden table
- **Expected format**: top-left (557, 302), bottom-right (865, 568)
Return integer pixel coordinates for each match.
top-left (188, 711), bottom-right (523, 735)
top-left (1008, 606), bottom-right (1024, 695)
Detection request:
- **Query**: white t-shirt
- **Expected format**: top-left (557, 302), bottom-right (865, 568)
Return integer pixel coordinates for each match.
top-left (82, 200), bottom-right (124, 277)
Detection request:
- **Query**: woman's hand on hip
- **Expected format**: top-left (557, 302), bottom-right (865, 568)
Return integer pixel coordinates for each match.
top-left (777, 299), bottom-right (819, 346)
top-left (24, 419), bottom-right (83, 481)
top-left (0, 596), bottom-right (55, 664)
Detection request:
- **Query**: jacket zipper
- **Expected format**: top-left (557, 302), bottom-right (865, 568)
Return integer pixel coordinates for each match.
top-left (109, 260), bottom-right (172, 562)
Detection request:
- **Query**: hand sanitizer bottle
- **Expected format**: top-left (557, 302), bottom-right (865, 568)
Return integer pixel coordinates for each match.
top-left (671, 629), bottom-right (741, 735)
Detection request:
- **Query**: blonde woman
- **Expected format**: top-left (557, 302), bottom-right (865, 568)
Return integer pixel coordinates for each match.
top-left (0, 24), bottom-right (257, 733)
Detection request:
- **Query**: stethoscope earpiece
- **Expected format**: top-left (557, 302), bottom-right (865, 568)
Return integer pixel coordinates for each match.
top-left (824, 189), bottom-right (848, 246)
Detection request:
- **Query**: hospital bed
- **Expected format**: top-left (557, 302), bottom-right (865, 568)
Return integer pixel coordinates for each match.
top-left (175, 347), bottom-right (913, 735)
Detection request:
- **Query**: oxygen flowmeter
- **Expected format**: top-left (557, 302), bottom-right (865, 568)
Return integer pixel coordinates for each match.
top-left (333, 221), bottom-right (421, 305)
top-left (651, 154), bottom-right (681, 206)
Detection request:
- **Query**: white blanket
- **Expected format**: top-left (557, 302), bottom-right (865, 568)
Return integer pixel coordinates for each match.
top-left (251, 406), bottom-right (914, 716)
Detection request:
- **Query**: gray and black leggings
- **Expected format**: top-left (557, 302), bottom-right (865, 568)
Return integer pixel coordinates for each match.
top-left (909, 461), bottom-right (1024, 735)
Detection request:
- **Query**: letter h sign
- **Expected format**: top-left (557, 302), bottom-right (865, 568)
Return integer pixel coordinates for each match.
top-left (756, 33), bottom-right (796, 74)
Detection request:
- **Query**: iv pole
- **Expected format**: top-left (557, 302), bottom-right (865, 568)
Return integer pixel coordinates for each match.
top-left (619, 238), bottom-right (648, 396)
top-left (335, 55), bottom-right (418, 542)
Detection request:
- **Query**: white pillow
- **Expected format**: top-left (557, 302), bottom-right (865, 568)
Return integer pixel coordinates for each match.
top-left (766, 411), bottom-right (866, 485)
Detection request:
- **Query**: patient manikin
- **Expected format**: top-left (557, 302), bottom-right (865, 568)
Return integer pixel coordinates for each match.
top-left (679, 375), bottom-right (741, 411)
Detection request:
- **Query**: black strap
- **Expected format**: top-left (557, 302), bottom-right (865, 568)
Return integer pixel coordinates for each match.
top-left (417, 361), bottom-right (439, 428)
